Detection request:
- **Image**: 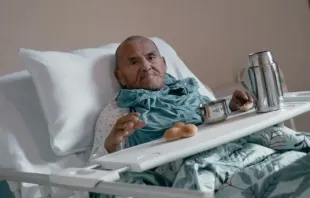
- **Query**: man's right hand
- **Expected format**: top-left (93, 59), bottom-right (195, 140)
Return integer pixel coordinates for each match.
top-left (104, 112), bottom-right (146, 153)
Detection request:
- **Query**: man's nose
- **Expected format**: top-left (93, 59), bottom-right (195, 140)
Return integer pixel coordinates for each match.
top-left (141, 58), bottom-right (151, 71)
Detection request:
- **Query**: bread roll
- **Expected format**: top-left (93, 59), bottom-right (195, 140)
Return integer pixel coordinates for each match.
top-left (174, 122), bottom-right (185, 128)
top-left (164, 123), bottom-right (199, 141)
top-left (163, 127), bottom-right (182, 141)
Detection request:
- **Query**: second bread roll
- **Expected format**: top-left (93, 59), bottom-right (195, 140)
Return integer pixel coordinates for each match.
top-left (182, 124), bottom-right (198, 137)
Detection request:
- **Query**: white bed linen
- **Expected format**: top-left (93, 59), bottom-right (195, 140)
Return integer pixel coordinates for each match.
top-left (0, 71), bottom-right (89, 198)
top-left (19, 37), bottom-right (216, 157)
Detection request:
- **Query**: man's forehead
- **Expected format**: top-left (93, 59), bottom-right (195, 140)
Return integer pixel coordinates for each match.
top-left (119, 39), bottom-right (158, 57)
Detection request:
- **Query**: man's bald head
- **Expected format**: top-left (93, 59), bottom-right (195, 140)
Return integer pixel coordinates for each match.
top-left (114, 36), bottom-right (167, 90)
top-left (115, 36), bottom-right (160, 68)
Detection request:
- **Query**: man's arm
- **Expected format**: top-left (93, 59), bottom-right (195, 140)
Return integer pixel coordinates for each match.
top-left (88, 100), bottom-right (129, 161)
top-left (89, 100), bottom-right (146, 161)
top-left (105, 112), bottom-right (146, 153)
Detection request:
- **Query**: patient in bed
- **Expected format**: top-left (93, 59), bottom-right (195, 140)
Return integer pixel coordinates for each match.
top-left (90, 36), bottom-right (310, 198)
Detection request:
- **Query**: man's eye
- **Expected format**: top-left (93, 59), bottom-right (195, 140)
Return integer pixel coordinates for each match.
top-left (148, 56), bottom-right (155, 61)
top-left (130, 60), bottom-right (137, 65)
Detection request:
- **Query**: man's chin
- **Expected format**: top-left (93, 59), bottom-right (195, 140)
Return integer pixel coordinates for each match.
top-left (138, 79), bottom-right (163, 90)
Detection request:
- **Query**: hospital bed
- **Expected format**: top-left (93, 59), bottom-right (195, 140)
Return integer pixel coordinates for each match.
top-left (0, 37), bottom-right (309, 198)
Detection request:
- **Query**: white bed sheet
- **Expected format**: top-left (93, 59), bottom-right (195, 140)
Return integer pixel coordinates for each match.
top-left (0, 71), bottom-right (89, 198)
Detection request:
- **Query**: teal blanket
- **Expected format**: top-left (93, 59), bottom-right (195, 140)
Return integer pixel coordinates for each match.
top-left (90, 126), bottom-right (310, 198)
top-left (0, 181), bottom-right (13, 198)
top-left (173, 126), bottom-right (310, 197)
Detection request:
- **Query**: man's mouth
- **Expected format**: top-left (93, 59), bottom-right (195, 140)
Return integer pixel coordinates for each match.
top-left (140, 73), bottom-right (154, 80)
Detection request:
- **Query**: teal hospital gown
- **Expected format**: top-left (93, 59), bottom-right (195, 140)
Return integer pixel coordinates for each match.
top-left (116, 74), bottom-right (212, 147)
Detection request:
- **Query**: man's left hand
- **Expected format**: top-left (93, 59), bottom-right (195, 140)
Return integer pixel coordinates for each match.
top-left (229, 89), bottom-right (253, 111)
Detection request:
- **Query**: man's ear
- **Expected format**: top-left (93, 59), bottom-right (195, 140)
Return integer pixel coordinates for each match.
top-left (162, 56), bottom-right (166, 65)
top-left (114, 69), bottom-right (126, 87)
top-left (162, 56), bottom-right (167, 71)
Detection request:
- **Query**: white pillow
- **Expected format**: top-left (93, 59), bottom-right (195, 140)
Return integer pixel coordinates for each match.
top-left (20, 37), bottom-right (215, 156)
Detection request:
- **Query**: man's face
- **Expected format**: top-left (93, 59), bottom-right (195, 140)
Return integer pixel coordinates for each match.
top-left (115, 38), bottom-right (167, 90)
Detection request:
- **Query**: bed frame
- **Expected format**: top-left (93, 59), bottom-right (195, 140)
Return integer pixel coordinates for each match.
top-left (1, 92), bottom-right (310, 198)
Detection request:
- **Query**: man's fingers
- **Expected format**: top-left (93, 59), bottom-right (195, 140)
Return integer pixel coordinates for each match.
top-left (114, 129), bottom-right (131, 143)
top-left (234, 90), bottom-right (248, 101)
top-left (112, 113), bottom-right (146, 144)
top-left (245, 91), bottom-right (254, 102)
top-left (118, 113), bottom-right (140, 124)
top-left (230, 89), bottom-right (255, 111)
top-left (114, 120), bottom-right (146, 139)
top-left (114, 126), bottom-right (132, 137)
top-left (120, 121), bottom-right (146, 135)
top-left (116, 121), bottom-right (134, 130)
top-left (134, 121), bottom-right (147, 130)
top-left (230, 101), bottom-right (241, 111)
top-left (116, 119), bottom-right (146, 131)
top-left (115, 134), bottom-right (124, 143)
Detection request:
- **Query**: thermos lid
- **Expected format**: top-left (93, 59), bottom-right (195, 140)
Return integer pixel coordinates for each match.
top-left (248, 51), bottom-right (275, 66)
